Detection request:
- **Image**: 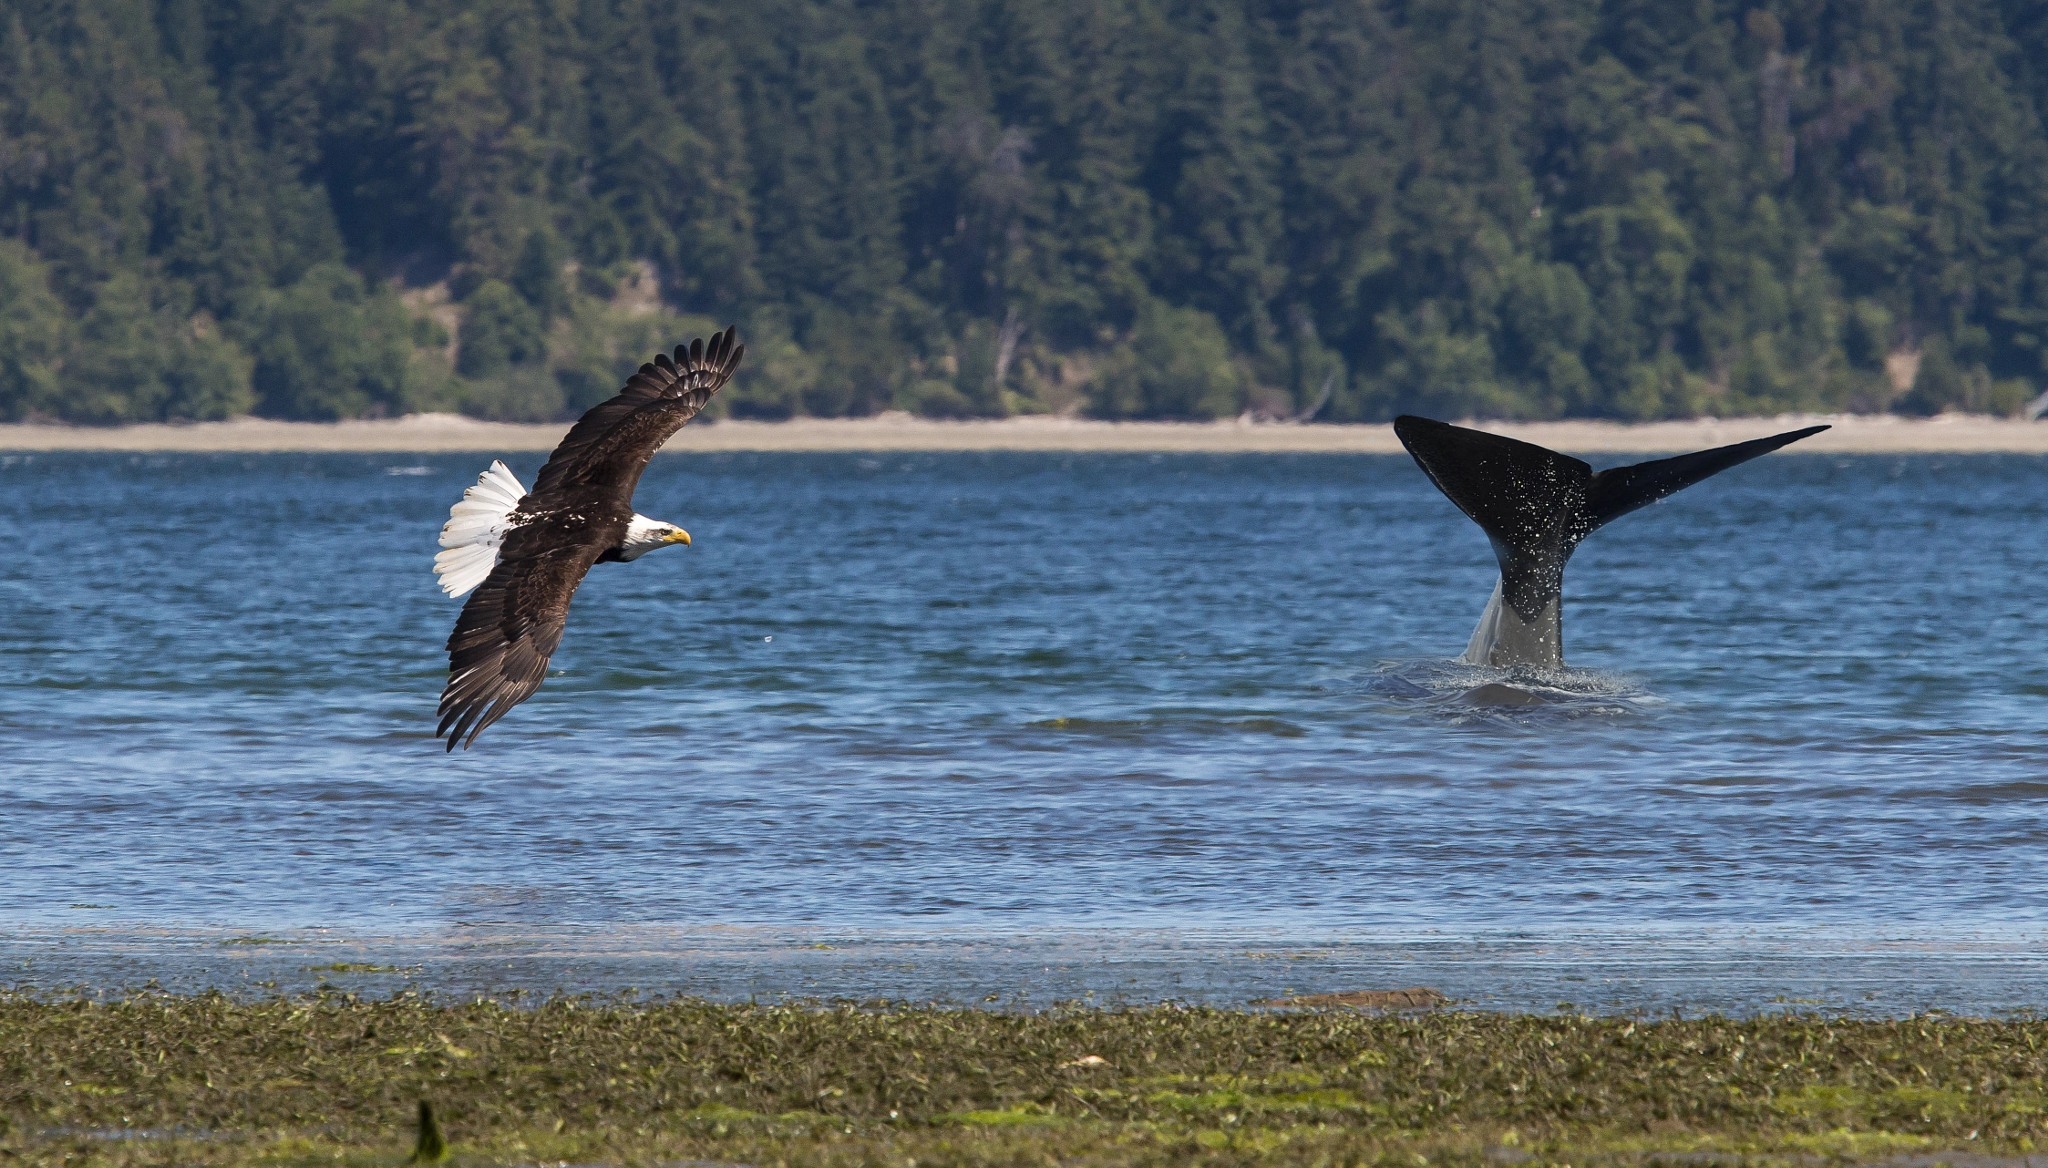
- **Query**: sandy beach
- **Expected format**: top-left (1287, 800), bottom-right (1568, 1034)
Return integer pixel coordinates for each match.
top-left (3, 410), bottom-right (2047, 454)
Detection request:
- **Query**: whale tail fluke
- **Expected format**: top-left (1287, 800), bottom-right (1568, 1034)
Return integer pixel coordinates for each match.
top-left (1394, 416), bottom-right (1829, 667)
top-left (1391, 417), bottom-right (1594, 561)
top-left (1584, 425), bottom-right (1830, 531)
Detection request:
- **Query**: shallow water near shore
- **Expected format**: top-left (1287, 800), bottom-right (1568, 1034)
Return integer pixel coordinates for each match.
top-left (3, 451), bottom-right (2045, 1009)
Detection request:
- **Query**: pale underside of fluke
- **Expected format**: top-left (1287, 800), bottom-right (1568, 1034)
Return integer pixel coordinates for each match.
top-left (1394, 416), bottom-right (1829, 669)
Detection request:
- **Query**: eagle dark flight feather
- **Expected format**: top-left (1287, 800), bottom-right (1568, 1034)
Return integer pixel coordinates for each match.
top-left (436, 327), bottom-right (745, 750)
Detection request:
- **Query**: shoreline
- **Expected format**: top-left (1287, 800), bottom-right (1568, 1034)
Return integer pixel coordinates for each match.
top-left (10, 928), bottom-right (2042, 1163)
top-left (9, 923), bottom-right (2045, 1017)
top-left (3, 410), bottom-right (2047, 454)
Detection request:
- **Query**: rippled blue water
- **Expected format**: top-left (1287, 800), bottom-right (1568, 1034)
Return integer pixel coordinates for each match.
top-left (3, 450), bottom-right (2045, 938)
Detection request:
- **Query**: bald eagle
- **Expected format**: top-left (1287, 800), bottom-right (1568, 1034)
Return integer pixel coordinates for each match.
top-left (432, 327), bottom-right (745, 750)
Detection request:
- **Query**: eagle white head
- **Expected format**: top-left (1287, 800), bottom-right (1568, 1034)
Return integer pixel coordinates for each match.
top-left (618, 513), bottom-right (692, 561)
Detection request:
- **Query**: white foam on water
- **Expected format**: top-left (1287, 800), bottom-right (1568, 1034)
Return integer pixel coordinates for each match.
top-left (1356, 657), bottom-right (1663, 723)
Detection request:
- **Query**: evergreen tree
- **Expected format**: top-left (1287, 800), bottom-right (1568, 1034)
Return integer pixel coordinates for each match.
top-left (2, 0), bottom-right (2047, 422)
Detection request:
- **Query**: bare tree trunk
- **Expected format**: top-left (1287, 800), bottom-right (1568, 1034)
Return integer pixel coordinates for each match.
top-left (993, 305), bottom-right (1025, 386)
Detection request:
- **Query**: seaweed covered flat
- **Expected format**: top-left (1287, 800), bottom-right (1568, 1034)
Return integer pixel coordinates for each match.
top-left (5, 993), bottom-right (2047, 1166)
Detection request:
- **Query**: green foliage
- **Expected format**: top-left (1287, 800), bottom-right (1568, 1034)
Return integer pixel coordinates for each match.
top-left (56, 274), bottom-right (255, 423)
top-left (949, 316), bottom-right (1009, 417)
top-left (1089, 301), bottom-right (1246, 419)
top-left (511, 232), bottom-right (571, 327)
top-left (1892, 337), bottom-right (2033, 417)
top-left (722, 317), bottom-right (820, 420)
top-left (546, 300), bottom-right (721, 420)
top-left (245, 264), bottom-right (414, 420)
top-left (455, 280), bottom-right (544, 380)
top-left (0, 241), bottom-right (66, 421)
top-left (6, 0), bottom-right (2048, 422)
top-left (410, 316), bottom-right (450, 349)
top-left (5, 994), bottom-right (2048, 1167)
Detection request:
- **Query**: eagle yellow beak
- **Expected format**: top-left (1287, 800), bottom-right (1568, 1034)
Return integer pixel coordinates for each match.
top-left (663, 529), bottom-right (692, 545)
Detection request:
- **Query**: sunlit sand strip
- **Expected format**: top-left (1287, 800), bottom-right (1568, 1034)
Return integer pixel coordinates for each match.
top-left (3, 411), bottom-right (2046, 454)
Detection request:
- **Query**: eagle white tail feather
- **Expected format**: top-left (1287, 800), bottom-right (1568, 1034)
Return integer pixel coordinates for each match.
top-left (435, 460), bottom-right (527, 597)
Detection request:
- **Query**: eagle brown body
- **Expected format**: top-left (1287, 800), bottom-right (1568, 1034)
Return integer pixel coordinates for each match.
top-left (437, 327), bottom-right (745, 750)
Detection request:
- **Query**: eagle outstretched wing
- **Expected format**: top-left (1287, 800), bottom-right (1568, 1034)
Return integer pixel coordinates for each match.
top-left (523, 326), bottom-right (745, 509)
top-left (437, 545), bottom-right (602, 750)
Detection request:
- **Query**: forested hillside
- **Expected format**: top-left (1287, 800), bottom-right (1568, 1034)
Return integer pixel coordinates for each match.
top-left (3, 0), bottom-right (2047, 424)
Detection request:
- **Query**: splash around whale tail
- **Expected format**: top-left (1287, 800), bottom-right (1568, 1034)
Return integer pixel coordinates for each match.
top-left (1393, 416), bottom-right (1829, 667)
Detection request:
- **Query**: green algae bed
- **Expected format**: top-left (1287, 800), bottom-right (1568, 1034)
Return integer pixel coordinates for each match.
top-left (4, 994), bottom-right (2046, 1167)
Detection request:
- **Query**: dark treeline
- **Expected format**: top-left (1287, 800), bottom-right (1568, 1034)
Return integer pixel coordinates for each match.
top-left (3, 0), bottom-right (2047, 424)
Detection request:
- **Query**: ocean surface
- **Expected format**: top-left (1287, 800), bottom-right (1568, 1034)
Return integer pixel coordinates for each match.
top-left (3, 449), bottom-right (2045, 1009)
